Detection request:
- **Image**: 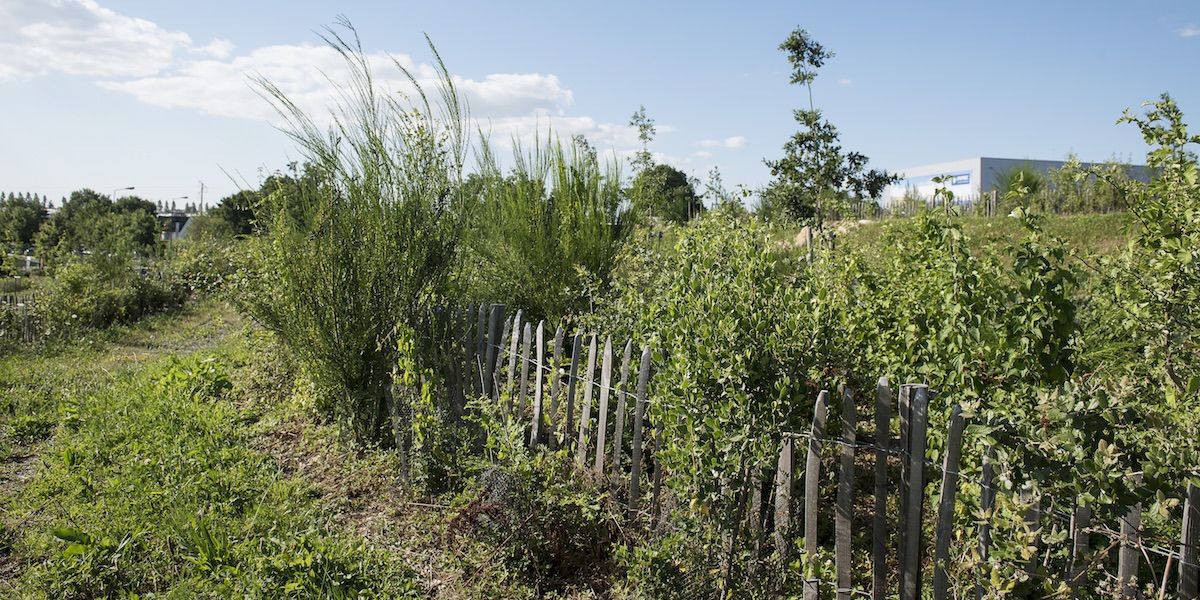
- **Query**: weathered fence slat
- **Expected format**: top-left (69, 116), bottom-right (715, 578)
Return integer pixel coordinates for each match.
top-left (836, 386), bottom-right (856, 600)
top-left (1069, 504), bottom-right (1092, 596)
top-left (872, 378), bottom-right (891, 600)
top-left (650, 421), bottom-right (665, 533)
top-left (803, 390), bottom-right (830, 600)
top-left (562, 333), bottom-right (584, 450)
top-left (627, 346), bottom-right (651, 522)
top-left (446, 308), bottom-right (461, 419)
top-left (528, 321), bottom-right (545, 448)
top-left (594, 336), bottom-right (614, 474)
top-left (932, 403), bottom-right (965, 600)
top-left (1180, 482), bottom-right (1200, 599)
top-left (1118, 475), bottom-right (1144, 599)
top-left (546, 327), bottom-right (564, 445)
top-left (748, 461), bottom-right (766, 576)
top-left (977, 446), bottom-right (995, 600)
top-left (576, 335), bottom-right (599, 466)
top-left (474, 304), bottom-right (487, 397)
top-left (1022, 487), bottom-right (1041, 577)
top-left (610, 340), bottom-right (633, 497)
top-left (458, 306), bottom-right (472, 416)
top-left (774, 435), bottom-right (796, 560)
top-left (504, 310), bottom-right (523, 412)
top-left (495, 314), bottom-right (512, 411)
top-left (516, 322), bottom-right (532, 418)
top-left (897, 383), bottom-right (914, 595)
top-left (900, 385), bottom-right (929, 600)
top-left (484, 304), bottom-right (505, 401)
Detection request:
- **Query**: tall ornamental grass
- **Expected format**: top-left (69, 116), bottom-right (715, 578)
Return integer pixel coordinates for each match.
top-left (466, 136), bottom-right (626, 321)
top-left (238, 23), bottom-right (472, 443)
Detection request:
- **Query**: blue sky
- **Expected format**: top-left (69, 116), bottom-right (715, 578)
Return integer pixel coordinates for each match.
top-left (1, 0), bottom-right (1197, 205)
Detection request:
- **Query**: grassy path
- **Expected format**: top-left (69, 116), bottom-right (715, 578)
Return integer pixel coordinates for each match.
top-left (0, 301), bottom-right (420, 598)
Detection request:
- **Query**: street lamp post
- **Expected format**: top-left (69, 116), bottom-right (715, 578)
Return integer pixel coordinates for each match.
top-left (111, 186), bottom-right (135, 201)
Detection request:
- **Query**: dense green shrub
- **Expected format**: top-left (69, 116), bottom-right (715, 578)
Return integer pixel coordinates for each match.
top-left (589, 146), bottom-right (1195, 594)
top-left (165, 240), bottom-right (237, 296)
top-left (34, 189), bottom-right (159, 268)
top-left (35, 257), bottom-right (184, 338)
top-left (588, 215), bottom-right (812, 592)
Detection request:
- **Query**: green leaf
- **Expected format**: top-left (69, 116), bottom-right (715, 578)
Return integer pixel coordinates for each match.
top-left (52, 527), bottom-right (90, 545)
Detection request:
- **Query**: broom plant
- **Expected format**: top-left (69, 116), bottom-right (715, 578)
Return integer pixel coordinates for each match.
top-left (237, 20), bottom-right (472, 443)
top-left (467, 134), bottom-right (627, 321)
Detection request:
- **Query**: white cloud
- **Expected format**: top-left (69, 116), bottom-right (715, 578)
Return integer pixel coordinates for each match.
top-left (194, 38), bottom-right (235, 59)
top-left (0, 0), bottom-right (229, 80)
top-left (699, 136), bottom-right (747, 149)
top-left (99, 44), bottom-right (596, 146)
top-left (837, 78), bottom-right (853, 86)
top-left (693, 151), bottom-right (713, 159)
top-left (1179, 25), bottom-right (1200, 38)
top-left (3, 1), bottom-right (722, 174)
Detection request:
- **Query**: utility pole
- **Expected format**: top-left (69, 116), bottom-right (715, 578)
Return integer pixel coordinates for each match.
top-left (198, 181), bottom-right (205, 209)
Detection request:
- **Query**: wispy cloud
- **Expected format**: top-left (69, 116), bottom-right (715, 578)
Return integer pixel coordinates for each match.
top-left (699, 136), bottom-right (747, 149)
top-left (1178, 25), bottom-right (1200, 38)
top-left (837, 78), bottom-right (853, 86)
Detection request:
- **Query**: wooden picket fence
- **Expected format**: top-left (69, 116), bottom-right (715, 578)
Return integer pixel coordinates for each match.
top-left (402, 303), bottom-right (1200, 599)
top-left (0, 294), bottom-right (37, 344)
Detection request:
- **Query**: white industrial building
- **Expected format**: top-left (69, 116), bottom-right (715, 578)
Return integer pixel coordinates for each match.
top-left (881, 157), bottom-right (1151, 207)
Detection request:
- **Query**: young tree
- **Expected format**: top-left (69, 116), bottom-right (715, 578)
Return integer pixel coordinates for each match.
top-left (629, 105), bottom-right (656, 174)
top-left (629, 163), bottom-right (700, 223)
top-left (704, 166), bottom-right (747, 218)
top-left (762, 27), bottom-right (896, 227)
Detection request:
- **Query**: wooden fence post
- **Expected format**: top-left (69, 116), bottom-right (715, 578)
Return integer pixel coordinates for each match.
top-left (627, 346), bottom-right (652, 522)
top-left (872, 378), bottom-right (891, 600)
top-left (897, 384), bottom-right (914, 595)
top-left (1180, 482), bottom-right (1200, 599)
top-left (484, 304), bottom-right (505, 402)
top-left (977, 446), bottom-right (995, 600)
top-left (774, 434), bottom-right (796, 560)
top-left (504, 310), bottom-right (523, 414)
top-left (932, 404), bottom-right (965, 600)
top-left (836, 386), bottom-right (856, 600)
top-left (594, 337), bottom-right (615, 474)
top-left (748, 461), bottom-right (767, 575)
top-left (576, 335), bottom-right (599, 466)
top-left (517, 322), bottom-right (532, 418)
top-left (546, 327), bottom-right (564, 445)
top-left (804, 390), bottom-right (830, 600)
top-left (562, 333), bottom-right (584, 450)
top-left (528, 321), bottom-right (546, 449)
top-left (1069, 504), bottom-right (1092, 596)
top-left (610, 340), bottom-right (633, 498)
top-left (900, 385), bottom-right (929, 600)
top-left (460, 305), bottom-right (473, 410)
top-left (474, 304), bottom-right (487, 398)
top-left (1118, 475), bottom-right (1144, 599)
top-left (445, 308), bottom-right (460, 419)
top-left (650, 420), bottom-right (665, 533)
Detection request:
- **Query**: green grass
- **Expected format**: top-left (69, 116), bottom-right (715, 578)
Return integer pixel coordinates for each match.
top-left (0, 301), bottom-right (420, 598)
top-left (834, 211), bottom-right (1135, 259)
